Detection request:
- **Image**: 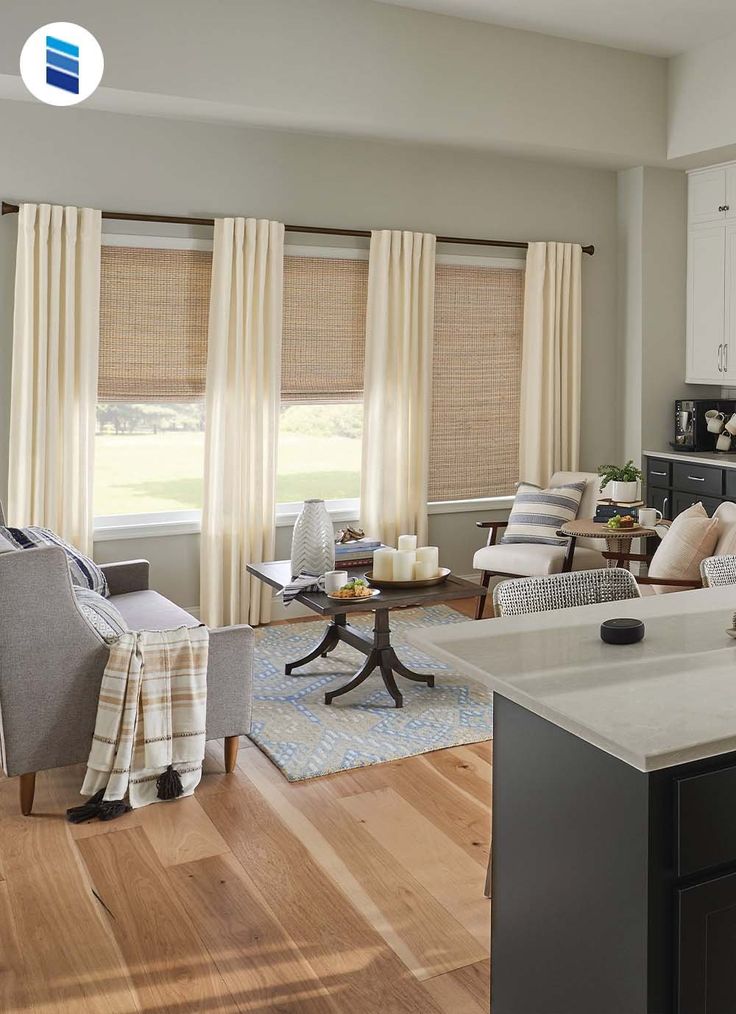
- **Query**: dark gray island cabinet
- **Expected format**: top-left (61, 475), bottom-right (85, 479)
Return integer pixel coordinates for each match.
top-left (411, 587), bottom-right (736, 1014)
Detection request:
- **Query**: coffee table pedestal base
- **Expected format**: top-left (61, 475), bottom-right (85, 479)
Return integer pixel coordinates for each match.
top-left (286, 609), bottom-right (433, 708)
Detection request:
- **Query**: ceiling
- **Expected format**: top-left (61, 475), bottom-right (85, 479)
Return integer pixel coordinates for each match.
top-left (376, 0), bottom-right (736, 56)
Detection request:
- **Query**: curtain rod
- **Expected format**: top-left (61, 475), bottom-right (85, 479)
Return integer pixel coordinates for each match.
top-left (1, 201), bottom-right (594, 255)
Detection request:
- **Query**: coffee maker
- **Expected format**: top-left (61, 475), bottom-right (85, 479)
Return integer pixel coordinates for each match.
top-left (673, 398), bottom-right (736, 451)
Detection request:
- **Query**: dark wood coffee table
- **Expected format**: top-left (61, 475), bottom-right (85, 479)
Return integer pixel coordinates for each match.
top-left (247, 560), bottom-right (487, 708)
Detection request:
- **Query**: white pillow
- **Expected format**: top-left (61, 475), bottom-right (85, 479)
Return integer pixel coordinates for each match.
top-left (502, 480), bottom-right (586, 547)
top-left (647, 503), bottom-right (720, 594)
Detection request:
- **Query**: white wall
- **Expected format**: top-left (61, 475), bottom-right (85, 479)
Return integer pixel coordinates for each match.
top-left (668, 31), bottom-right (736, 163)
top-left (0, 100), bottom-right (618, 607)
top-left (617, 166), bottom-right (711, 464)
top-left (0, 0), bottom-right (667, 168)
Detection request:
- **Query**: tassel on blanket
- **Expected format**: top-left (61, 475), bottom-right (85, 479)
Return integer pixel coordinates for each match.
top-left (66, 789), bottom-right (131, 824)
top-left (156, 764), bottom-right (183, 800)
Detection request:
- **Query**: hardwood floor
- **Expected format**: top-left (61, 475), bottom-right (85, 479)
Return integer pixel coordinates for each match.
top-left (0, 600), bottom-right (491, 1013)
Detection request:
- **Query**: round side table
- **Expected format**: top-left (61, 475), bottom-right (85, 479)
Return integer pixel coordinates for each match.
top-left (558, 520), bottom-right (660, 570)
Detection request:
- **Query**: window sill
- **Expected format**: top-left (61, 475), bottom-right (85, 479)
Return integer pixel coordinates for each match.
top-left (93, 496), bottom-right (512, 541)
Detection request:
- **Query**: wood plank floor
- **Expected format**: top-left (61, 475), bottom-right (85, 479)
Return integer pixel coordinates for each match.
top-left (0, 600), bottom-right (491, 1013)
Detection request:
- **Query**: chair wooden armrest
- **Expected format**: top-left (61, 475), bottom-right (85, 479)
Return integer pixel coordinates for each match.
top-left (476, 519), bottom-right (509, 548)
top-left (602, 551), bottom-right (652, 564)
top-left (636, 576), bottom-right (702, 589)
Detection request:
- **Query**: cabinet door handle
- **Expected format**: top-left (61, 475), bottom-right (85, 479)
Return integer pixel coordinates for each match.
top-left (687, 475), bottom-right (705, 482)
top-left (726, 343), bottom-right (729, 373)
top-left (718, 344), bottom-right (724, 372)
top-left (651, 470), bottom-right (667, 476)
top-left (720, 205), bottom-right (729, 212)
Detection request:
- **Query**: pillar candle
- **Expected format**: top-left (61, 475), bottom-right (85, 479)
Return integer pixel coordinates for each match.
top-left (416, 546), bottom-right (439, 576)
top-left (372, 547), bottom-right (395, 581)
top-left (393, 550), bottom-right (415, 581)
top-left (397, 534), bottom-right (417, 553)
top-left (413, 560), bottom-right (435, 581)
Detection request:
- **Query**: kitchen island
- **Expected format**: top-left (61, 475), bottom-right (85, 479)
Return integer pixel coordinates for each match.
top-left (412, 586), bottom-right (736, 1014)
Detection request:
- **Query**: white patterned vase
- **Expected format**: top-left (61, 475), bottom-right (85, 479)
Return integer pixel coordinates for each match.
top-left (290, 499), bottom-right (335, 578)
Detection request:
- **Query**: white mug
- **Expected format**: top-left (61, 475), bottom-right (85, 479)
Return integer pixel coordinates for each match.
top-left (319, 570), bottom-right (348, 594)
top-left (717, 431), bottom-right (733, 451)
top-left (638, 507), bottom-right (662, 528)
top-left (725, 413), bottom-right (736, 437)
top-left (706, 410), bottom-right (726, 433)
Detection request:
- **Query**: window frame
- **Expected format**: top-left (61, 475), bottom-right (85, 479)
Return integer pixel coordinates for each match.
top-left (94, 238), bottom-right (521, 540)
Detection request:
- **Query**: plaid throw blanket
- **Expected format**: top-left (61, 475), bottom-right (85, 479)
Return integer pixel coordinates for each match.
top-left (68, 625), bottom-right (208, 821)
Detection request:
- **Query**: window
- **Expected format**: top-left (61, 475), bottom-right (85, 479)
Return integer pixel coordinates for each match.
top-left (429, 261), bottom-right (524, 502)
top-left (279, 254), bottom-right (366, 508)
top-left (95, 244), bottom-right (210, 520)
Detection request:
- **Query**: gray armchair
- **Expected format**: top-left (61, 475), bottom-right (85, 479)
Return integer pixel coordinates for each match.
top-left (0, 515), bottom-right (253, 815)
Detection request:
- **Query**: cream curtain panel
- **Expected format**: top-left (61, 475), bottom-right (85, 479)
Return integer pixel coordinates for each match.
top-left (200, 217), bottom-right (284, 627)
top-left (9, 203), bottom-right (101, 554)
top-left (519, 241), bottom-right (582, 487)
top-left (360, 230), bottom-right (436, 547)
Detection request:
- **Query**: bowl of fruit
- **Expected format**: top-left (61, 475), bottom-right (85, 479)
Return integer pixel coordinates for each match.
top-left (606, 514), bottom-right (635, 530)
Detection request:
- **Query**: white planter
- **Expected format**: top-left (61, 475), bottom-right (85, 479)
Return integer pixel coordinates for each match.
top-left (290, 499), bottom-right (335, 578)
top-left (611, 480), bottom-right (638, 503)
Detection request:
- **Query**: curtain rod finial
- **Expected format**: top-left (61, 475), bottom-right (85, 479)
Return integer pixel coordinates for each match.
top-left (2, 201), bottom-right (19, 216)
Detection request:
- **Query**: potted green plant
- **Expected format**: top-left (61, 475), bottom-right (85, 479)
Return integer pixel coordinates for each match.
top-left (597, 460), bottom-right (643, 502)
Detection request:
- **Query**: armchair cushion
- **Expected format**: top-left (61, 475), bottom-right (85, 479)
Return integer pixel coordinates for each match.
top-left (501, 480), bottom-right (586, 547)
top-left (474, 542), bottom-right (605, 576)
top-left (647, 502), bottom-right (720, 594)
top-left (0, 525), bottom-right (108, 596)
top-left (112, 590), bottom-right (199, 631)
top-left (74, 588), bottom-right (129, 642)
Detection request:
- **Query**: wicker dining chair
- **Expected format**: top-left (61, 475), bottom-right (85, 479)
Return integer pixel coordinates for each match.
top-left (493, 567), bottom-right (641, 618)
top-left (700, 554), bottom-right (736, 588)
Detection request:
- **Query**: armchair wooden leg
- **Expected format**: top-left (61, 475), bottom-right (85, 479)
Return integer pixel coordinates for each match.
top-left (224, 736), bottom-right (239, 774)
top-left (19, 772), bottom-right (36, 816)
top-left (475, 571), bottom-right (492, 620)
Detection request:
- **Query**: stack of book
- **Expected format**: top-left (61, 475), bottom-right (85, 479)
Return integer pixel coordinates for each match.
top-left (593, 499), bottom-right (645, 524)
top-left (334, 538), bottom-right (385, 568)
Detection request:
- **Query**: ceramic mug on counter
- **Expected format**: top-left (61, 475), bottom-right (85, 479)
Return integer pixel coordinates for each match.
top-left (717, 431), bottom-right (733, 451)
top-left (725, 413), bottom-right (736, 437)
top-left (706, 409), bottom-right (727, 433)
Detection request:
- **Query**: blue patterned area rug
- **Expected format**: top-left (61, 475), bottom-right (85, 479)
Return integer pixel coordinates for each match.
top-left (249, 605), bottom-right (493, 781)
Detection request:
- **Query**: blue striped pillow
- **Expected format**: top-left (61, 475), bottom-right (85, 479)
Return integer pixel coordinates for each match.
top-left (0, 526), bottom-right (108, 596)
top-left (502, 481), bottom-right (586, 546)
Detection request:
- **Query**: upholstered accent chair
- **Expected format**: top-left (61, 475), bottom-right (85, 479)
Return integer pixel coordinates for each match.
top-left (0, 503), bottom-right (253, 815)
top-left (473, 471), bottom-right (606, 619)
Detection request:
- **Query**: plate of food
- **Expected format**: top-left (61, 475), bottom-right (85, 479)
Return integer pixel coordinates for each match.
top-left (326, 577), bottom-right (381, 601)
top-left (606, 514), bottom-right (635, 530)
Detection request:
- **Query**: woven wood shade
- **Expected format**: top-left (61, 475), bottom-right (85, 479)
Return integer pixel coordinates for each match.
top-left (282, 255), bottom-right (367, 402)
top-left (429, 264), bottom-right (523, 501)
top-left (98, 246), bottom-right (212, 402)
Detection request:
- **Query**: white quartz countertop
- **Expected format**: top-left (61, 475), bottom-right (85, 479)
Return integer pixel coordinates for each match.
top-left (644, 449), bottom-right (736, 469)
top-left (411, 586), bottom-right (736, 772)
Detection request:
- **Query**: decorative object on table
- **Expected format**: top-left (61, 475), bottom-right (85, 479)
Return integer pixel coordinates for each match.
top-left (637, 507), bottom-right (663, 529)
top-left (335, 525), bottom-right (366, 544)
top-left (327, 577), bottom-right (379, 600)
top-left (600, 617), bottom-right (645, 645)
top-left (366, 566), bottom-right (451, 590)
top-left (248, 605), bottom-right (493, 781)
top-left (503, 480), bottom-right (586, 546)
top-left (596, 460), bottom-right (643, 503)
top-left (321, 570), bottom-right (349, 595)
top-left (593, 499), bottom-right (644, 523)
top-left (290, 498), bottom-right (335, 578)
top-left (365, 535), bottom-right (443, 585)
top-left (333, 536), bottom-right (385, 568)
top-left (606, 514), bottom-right (635, 530)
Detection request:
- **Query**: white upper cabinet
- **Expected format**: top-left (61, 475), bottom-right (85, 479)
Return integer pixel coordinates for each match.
top-left (687, 223), bottom-right (726, 384)
top-left (686, 164), bottom-right (736, 385)
top-left (689, 168), bottom-right (727, 225)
